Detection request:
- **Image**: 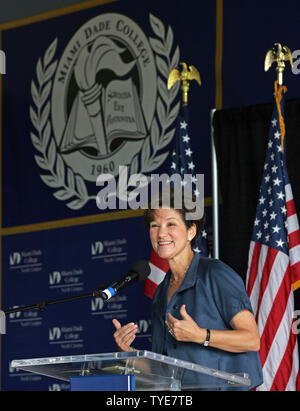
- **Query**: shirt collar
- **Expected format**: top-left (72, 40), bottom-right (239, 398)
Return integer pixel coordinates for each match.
top-left (163, 253), bottom-right (200, 293)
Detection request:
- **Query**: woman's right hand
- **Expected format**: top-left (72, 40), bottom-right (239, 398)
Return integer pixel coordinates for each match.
top-left (112, 319), bottom-right (138, 352)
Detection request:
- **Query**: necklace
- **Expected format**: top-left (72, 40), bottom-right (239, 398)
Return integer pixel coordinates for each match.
top-left (169, 266), bottom-right (188, 286)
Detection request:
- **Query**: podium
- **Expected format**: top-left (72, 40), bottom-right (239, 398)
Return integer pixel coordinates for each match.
top-left (11, 350), bottom-right (251, 391)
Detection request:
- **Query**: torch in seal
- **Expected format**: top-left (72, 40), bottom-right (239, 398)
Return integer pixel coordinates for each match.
top-left (74, 36), bottom-right (136, 156)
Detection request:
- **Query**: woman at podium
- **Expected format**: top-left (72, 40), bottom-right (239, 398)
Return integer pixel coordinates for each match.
top-left (112, 190), bottom-right (263, 390)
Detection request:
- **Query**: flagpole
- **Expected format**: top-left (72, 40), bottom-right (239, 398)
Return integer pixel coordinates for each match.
top-left (167, 62), bottom-right (209, 258)
top-left (210, 108), bottom-right (219, 259)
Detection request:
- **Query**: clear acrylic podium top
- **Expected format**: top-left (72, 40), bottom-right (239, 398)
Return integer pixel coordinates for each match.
top-left (11, 350), bottom-right (251, 390)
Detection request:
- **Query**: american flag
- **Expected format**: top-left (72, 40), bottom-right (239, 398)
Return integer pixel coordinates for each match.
top-left (246, 82), bottom-right (300, 390)
top-left (144, 105), bottom-right (208, 298)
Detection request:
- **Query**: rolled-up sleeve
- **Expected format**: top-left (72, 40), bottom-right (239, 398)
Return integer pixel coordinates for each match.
top-left (207, 260), bottom-right (253, 326)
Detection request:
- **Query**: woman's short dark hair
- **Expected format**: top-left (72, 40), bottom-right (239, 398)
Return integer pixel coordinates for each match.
top-left (144, 188), bottom-right (205, 247)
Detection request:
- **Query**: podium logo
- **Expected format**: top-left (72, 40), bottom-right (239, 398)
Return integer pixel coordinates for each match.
top-left (49, 271), bottom-right (61, 285)
top-left (49, 383), bottom-right (69, 391)
top-left (49, 384), bottom-right (61, 391)
top-left (9, 252), bottom-right (21, 266)
top-left (91, 241), bottom-right (104, 256)
top-left (49, 327), bottom-right (61, 341)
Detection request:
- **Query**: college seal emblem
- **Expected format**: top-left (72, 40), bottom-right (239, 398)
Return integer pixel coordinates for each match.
top-left (30, 13), bottom-right (180, 209)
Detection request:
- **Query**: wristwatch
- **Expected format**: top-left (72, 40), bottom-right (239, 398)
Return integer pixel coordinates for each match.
top-left (201, 329), bottom-right (210, 347)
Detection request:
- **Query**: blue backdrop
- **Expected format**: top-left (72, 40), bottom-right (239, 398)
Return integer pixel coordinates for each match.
top-left (3, 217), bottom-right (153, 390)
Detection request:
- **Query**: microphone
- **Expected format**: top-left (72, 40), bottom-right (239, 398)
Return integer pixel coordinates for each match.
top-left (98, 260), bottom-right (151, 301)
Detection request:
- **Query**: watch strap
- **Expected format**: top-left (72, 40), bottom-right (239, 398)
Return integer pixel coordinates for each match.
top-left (202, 328), bottom-right (210, 347)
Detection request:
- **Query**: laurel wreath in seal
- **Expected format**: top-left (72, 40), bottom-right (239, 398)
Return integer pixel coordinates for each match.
top-left (30, 14), bottom-right (180, 210)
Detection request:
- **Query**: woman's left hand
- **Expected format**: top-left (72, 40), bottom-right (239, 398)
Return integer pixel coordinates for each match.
top-left (166, 304), bottom-right (205, 343)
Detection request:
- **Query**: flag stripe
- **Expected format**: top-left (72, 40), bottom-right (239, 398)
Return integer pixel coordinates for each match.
top-left (286, 198), bottom-right (296, 218)
top-left (287, 214), bottom-right (300, 234)
top-left (148, 261), bottom-right (168, 284)
top-left (288, 230), bottom-right (300, 249)
top-left (258, 262), bottom-right (291, 367)
top-left (246, 242), bottom-right (261, 297)
top-left (258, 286), bottom-right (294, 390)
top-left (143, 277), bottom-right (160, 299)
top-left (290, 244), bottom-right (300, 268)
top-left (271, 326), bottom-right (298, 390)
top-left (248, 243), bottom-right (269, 316)
top-left (144, 250), bottom-right (169, 299)
top-left (149, 249), bottom-right (169, 272)
top-left (143, 259), bottom-right (169, 299)
top-left (256, 252), bottom-right (289, 332)
top-left (255, 247), bottom-right (278, 323)
top-left (285, 184), bottom-right (293, 202)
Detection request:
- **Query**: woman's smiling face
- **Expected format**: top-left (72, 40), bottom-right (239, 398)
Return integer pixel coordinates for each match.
top-left (149, 208), bottom-right (195, 261)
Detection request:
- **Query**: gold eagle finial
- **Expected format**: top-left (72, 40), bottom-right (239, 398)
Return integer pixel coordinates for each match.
top-left (264, 43), bottom-right (293, 85)
top-left (167, 62), bottom-right (201, 105)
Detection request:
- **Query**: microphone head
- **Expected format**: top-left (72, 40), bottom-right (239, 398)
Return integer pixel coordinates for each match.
top-left (129, 260), bottom-right (151, 282)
